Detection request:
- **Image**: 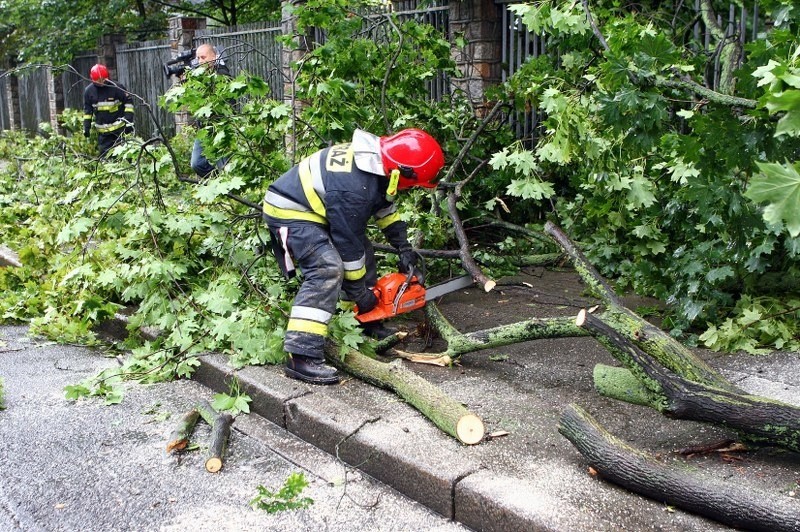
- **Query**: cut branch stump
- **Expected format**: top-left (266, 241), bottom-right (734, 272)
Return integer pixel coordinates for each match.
top-left (165, 408), bottom-right (200, 454)
top-left (205, 412), bottom-right (234, 473)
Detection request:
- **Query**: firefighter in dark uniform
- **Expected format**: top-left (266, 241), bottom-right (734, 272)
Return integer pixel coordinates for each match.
top-left (83, 64), bottom-right (134, 157)
top-left (264, 128), bottom-right (445, 385)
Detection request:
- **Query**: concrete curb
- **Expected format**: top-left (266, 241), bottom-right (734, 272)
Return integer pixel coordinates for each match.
top-left (96, 315), bottom-right (569, 530)
top-left (192, 352), bottom-right (574, 531)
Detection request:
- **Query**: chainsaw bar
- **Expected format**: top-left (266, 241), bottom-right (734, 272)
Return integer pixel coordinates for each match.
top-left (424, 274), bottom-right (473, 301)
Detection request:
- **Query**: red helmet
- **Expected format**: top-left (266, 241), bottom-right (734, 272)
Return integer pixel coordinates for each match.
top-left (90, 64), bottom-right (109, 83)
top-left (379, 128), bottom-right (445, 189)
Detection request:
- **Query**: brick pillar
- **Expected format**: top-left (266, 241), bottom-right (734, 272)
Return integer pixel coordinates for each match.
top-left (6, 69), bottom-right (19, 130)
top-left (168, 16), bottom-right (207, 133)
top-left (45, 67), bottom-right (61, 133)
top-left (281, 0), bottom-right (311, 161)
top-left (98, 34), bottom-right (126, 81)
top-left (449, 0), bottom-right (502, 113)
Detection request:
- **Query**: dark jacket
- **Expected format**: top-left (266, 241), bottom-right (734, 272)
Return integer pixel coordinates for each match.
top-left (264, 142), bottom-right (410, 293)
top-left (83, 81), bottom-right (134, 136)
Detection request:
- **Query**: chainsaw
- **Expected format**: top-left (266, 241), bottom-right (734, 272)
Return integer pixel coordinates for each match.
top-left (355, 271), bottom-right (474, 323)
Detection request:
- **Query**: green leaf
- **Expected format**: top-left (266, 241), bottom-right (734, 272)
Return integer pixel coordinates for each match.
top-left (745, 162), bottom-right (800, 237)
top-left (626, 177), bottom-right (657, 208)
top-left (234, 395), bottom-right (251, 414)
top-left (56, 216), bottom-right (93, 244)
top-left (506, 178), bottom-right (555, 200)
top-left (752, 59), bottom-right (780, 87)
top-left (65, 383), bottom-right (91, 400)
top-left (212, 393), bottom-right (236, 412)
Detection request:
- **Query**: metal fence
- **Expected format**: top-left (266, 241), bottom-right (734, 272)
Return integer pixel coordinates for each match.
top-left (496, 1), bottom-right (764, 145)
top-left (16, 66), bottom-right (52, 133)
top-left (115, 39), bottom-right (175, 140)
top-left (195, 21), bottom-right (285, 99)
top-left (62, 53), bottom-right (98, 112)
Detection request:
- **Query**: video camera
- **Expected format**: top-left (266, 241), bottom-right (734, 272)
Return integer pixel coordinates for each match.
top-left (163, 48), bottom-right (197, 78)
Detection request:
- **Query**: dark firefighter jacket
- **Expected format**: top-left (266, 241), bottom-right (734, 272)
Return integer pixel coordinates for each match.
top-left (83, 82), bottom-right (134, 136)
top-left (263, 142), bottom-right (411, 300)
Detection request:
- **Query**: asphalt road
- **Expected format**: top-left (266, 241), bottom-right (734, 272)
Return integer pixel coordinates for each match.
top-left (0, 324), bottom-right (466, 532)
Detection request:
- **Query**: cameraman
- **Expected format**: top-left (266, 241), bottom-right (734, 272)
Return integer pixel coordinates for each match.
top-left (83, 64), bottom-right (134, 157)
top-left (189, 44), bottom-right (232, 178)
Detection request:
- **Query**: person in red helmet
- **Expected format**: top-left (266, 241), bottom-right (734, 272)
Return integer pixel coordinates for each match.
top-left (83, 64), bottom-right (134, 157)
top-left (263, 128), bottom-right (445, 384)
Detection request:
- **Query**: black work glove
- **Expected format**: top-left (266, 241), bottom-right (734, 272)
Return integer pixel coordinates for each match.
top-left (399, 250), bottom-right (424, 284)
top-left (124, 125), bottom-right (134, 135)
top-left (83, 128), bottom-right (90, 138)
top-left (411, 266), bottom-right (425, 285)
top-left (398, 250), bottom-right (417, 274)
top-left (355, 290), bottom-right (378, 315)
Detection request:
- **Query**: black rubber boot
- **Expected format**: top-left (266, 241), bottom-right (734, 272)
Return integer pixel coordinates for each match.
top-left (360, 321), bottom-right (395, 340)
top-left (284, 354), bottom-right (340, 385)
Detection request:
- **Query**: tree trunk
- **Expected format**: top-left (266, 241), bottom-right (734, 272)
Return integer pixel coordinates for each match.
top-left (205, 412), bottom-right (234, 473)
top-left (165, 408), bottom-right (200, 453)
top-left (559, 404), bottom-right (800, 532)
top-left (325, 343), bottom-right (485, 445)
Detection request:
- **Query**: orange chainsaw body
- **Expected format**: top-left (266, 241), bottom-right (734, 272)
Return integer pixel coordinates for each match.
top-left (355, 272), bottom-right (426, 323)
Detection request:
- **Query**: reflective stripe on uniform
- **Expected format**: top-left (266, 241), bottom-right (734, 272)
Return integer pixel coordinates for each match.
top-left (290, 305), bottom-right (332, 323)
top-left (298, 156), bottom-right (326, 218)
top-left (309, 151), bottom-right (325, 201)
top-left (265, 191), bottom-right (312, 212)
top-left (276, 226), bottom-right (295, 276)
top-left (287, 318), bottom-right (329, 336)
top-left (124, 104), bottom-right (134, 113)
top-left (376, 211), bottom-right (401, 229)
top-left (263, 202), bottom-right (327, 225)
top-left (344, 265), bottom-right (367, 281)
top-left (343, 255), bottom-right (366, 281)
top-left (95, 101), bottom-right (121, 112)
top-left (95, 120), bottom-right (125, 133)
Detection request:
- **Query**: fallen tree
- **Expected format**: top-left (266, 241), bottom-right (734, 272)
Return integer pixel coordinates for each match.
top-left (559, 403), bottom-right (800, 532)
top-left (394, 222), bottom-right (800, 453)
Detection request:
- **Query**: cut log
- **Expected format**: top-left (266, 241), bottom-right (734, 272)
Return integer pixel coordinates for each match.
top-left (326, 343), bottom-right (485, 445)
top-left (592, 364), bottom-right (660, 408)
top-left (196, 399), bottom-right (218, 426)
top-left (205, 412), bottom-right (234, 473)
top-left (578, 310), bottom-right (800, 453)
top-left (559, 404), bottom-right (800, 532)
top-left (165, 408), bottom-right (200, 453)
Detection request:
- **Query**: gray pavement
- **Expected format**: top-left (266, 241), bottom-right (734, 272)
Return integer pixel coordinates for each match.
top-left (0, 325), bottom-right (466, 532)
top-left (191, 269), bottom-right (800, 531)
top-left (2, 268), bottom-right (800, 532)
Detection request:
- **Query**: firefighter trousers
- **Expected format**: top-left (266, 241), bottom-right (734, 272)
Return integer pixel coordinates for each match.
top-left (264, 218), bottom-right (377, 361)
